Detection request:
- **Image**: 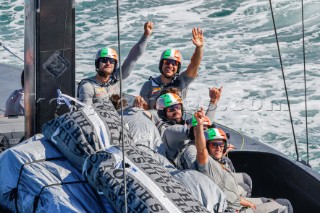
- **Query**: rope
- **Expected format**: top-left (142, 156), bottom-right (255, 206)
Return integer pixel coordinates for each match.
top-left (301, 0), bottom-right (310, 166)
top-left (268, 0), bottom-right (299, 161)
top-left (0, 41), bottom-right (24, 62)
top-left (115, 0), bottom-right (128, 212)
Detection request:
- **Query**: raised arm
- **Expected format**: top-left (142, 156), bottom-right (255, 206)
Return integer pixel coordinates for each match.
top-left (185, 28), bottom-right (204, 78)
top-left (194, 110), bottom-right (209, 165)
top-left (205, 86), bottom-right (222, 121)
top-left (120, 22), bottom-right (153, 79)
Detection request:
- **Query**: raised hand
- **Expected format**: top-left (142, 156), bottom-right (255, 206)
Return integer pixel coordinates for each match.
top-left (144, 21), bottom-right (154, 37)
top-left (209, 86), bottom-right (223, 105)
top-left (192, 28), bottom-right (204, 47)
top-left (224, 144), bottom-right (235, 156)
top-left (194, 107), bottom-right (205, 125)
top-left (134, 95), bottom-right (148, 109)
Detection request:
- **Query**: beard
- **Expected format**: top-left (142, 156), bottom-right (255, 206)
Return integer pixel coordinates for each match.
top-left (97, 69), bottom-right (108, 77)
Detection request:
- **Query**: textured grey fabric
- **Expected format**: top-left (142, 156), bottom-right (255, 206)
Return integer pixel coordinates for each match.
top-left (171, 170), bottom-right (227, 213)
top-left (0, 134), bottom-right (113, 212)
top-left (123, 108), bottom-right (165, 155)
top-left (42, 99), bottom-right (132, 170)
top-left (43, 98), bottom-right (210, 212)
top-left (83, 145), bottom-right (210, 213)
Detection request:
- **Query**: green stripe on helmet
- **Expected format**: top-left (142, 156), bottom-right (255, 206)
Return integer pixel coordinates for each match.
top-left (100, 48), bottom-right (109, 58)
top-left (162, 94), bottom-right (174, 107)
top-left (205, 128), bottom-right (217, 141)
top-left (162, 49), bottom-right (173, 59)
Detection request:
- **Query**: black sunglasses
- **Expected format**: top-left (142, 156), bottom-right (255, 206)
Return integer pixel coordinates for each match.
top-left (100, 57), bottom-right (116, 64)
top-left (208, 141), bottom-right (225, 148)
top-left (166, 104), bottom-right (182, 112)
top-left (163, 59), bottom-right (179, 66)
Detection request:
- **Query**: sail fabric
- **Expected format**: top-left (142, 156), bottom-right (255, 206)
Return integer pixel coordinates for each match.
top-left (42, 98), bottom-right (218, 212)
top-left (122, 107), bottom-right (165, 155)
top-left (171, 170), bottom-right (227, 213)
top-left (136, 146), bottom-right (227, 213)
top-left (42, 101), bottom-right (133, 170)
top-left (0, 134), bottom-right (113, 212)
top-left (83, 146), bottom-right (211, 213)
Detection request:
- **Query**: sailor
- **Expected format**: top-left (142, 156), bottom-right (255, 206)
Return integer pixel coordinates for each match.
top-left (185, 113), bottom-right (252, 198)
top-left (139, 28), bottom-right (204, 109)
top-left (4, 70), bottom-right (24, 116)
top-left (155, 87), bottom-right (220, 166)
top-left (77, 21), bottom-right (153, 105)
top-left (108, 94), bottom-right (228, 213)
top-left (193, 112), bottom-right (293, 213)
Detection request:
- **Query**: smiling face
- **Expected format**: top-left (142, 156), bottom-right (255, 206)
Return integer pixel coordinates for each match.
top-left (161, 59), bottom-right (179, 78)
top-left (208, 140), bottom-right (225, 160)
top-left (165, 104), bottom-right (182, 123)
top-left (98, 57), bottom-right (115, 76)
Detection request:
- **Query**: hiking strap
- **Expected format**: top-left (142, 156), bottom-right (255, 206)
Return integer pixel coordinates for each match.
top-left (32, 180), bottom-right (87, 213)
top-left (9, 156), bottom-right (65, 213)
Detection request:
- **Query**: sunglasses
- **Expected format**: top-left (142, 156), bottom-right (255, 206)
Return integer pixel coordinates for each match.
top-left (100, 57), bottom-right (116, 64)
top-left (208, 141), bottom-right (225, 148)
top-left (163, 59), bottom-right (179, 66)
top-left (166, 104), bottom-right (182, 112)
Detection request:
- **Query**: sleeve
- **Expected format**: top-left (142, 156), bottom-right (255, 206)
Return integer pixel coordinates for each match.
top-left (161, 124), bottom-right (189, 160)
top-left (205, 102), bottom-right (217, 122)
top-left (196, 158), bottom-right (224, 190)
top-left (178, 71), bottom-right (195, 89)
top-left (77, 81), bottom-right (95, 105)
top-left (177, 71), bottom-right (195, 99)
top-left (139, 80), bottom-right (151, 107)
top-left (117, 35), bottom-right (150, 80)
top-left (161, 124), bottom-right (189, 144)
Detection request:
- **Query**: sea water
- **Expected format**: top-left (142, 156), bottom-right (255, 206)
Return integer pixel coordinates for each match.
top-left (0, 0), bottom-right (319, 172)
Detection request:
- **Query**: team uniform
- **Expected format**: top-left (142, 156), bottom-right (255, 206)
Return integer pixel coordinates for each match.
top-left (140, 72), bottom-right (194, 109)
top-left (78, 35), bottom-right (150, 105)
top-left (140, 48), bottom-right (196, 109)
top-left (194, 128), bottom-right (292, 213)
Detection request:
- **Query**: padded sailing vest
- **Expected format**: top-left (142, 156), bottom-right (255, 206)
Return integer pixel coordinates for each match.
top-left (149, 76), bottom-right (181, 98)
top-left (77, 75), bottom-right (119, 103)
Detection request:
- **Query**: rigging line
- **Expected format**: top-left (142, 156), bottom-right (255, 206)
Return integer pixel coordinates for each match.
top-left (0, 41), bottom-right (24, 62)
top-left (301, 0), bottom-right (310, 166)
top-left (268, 0), bottom-right (299, 161)
top-left (115, 0), bottom-right (128, 212)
